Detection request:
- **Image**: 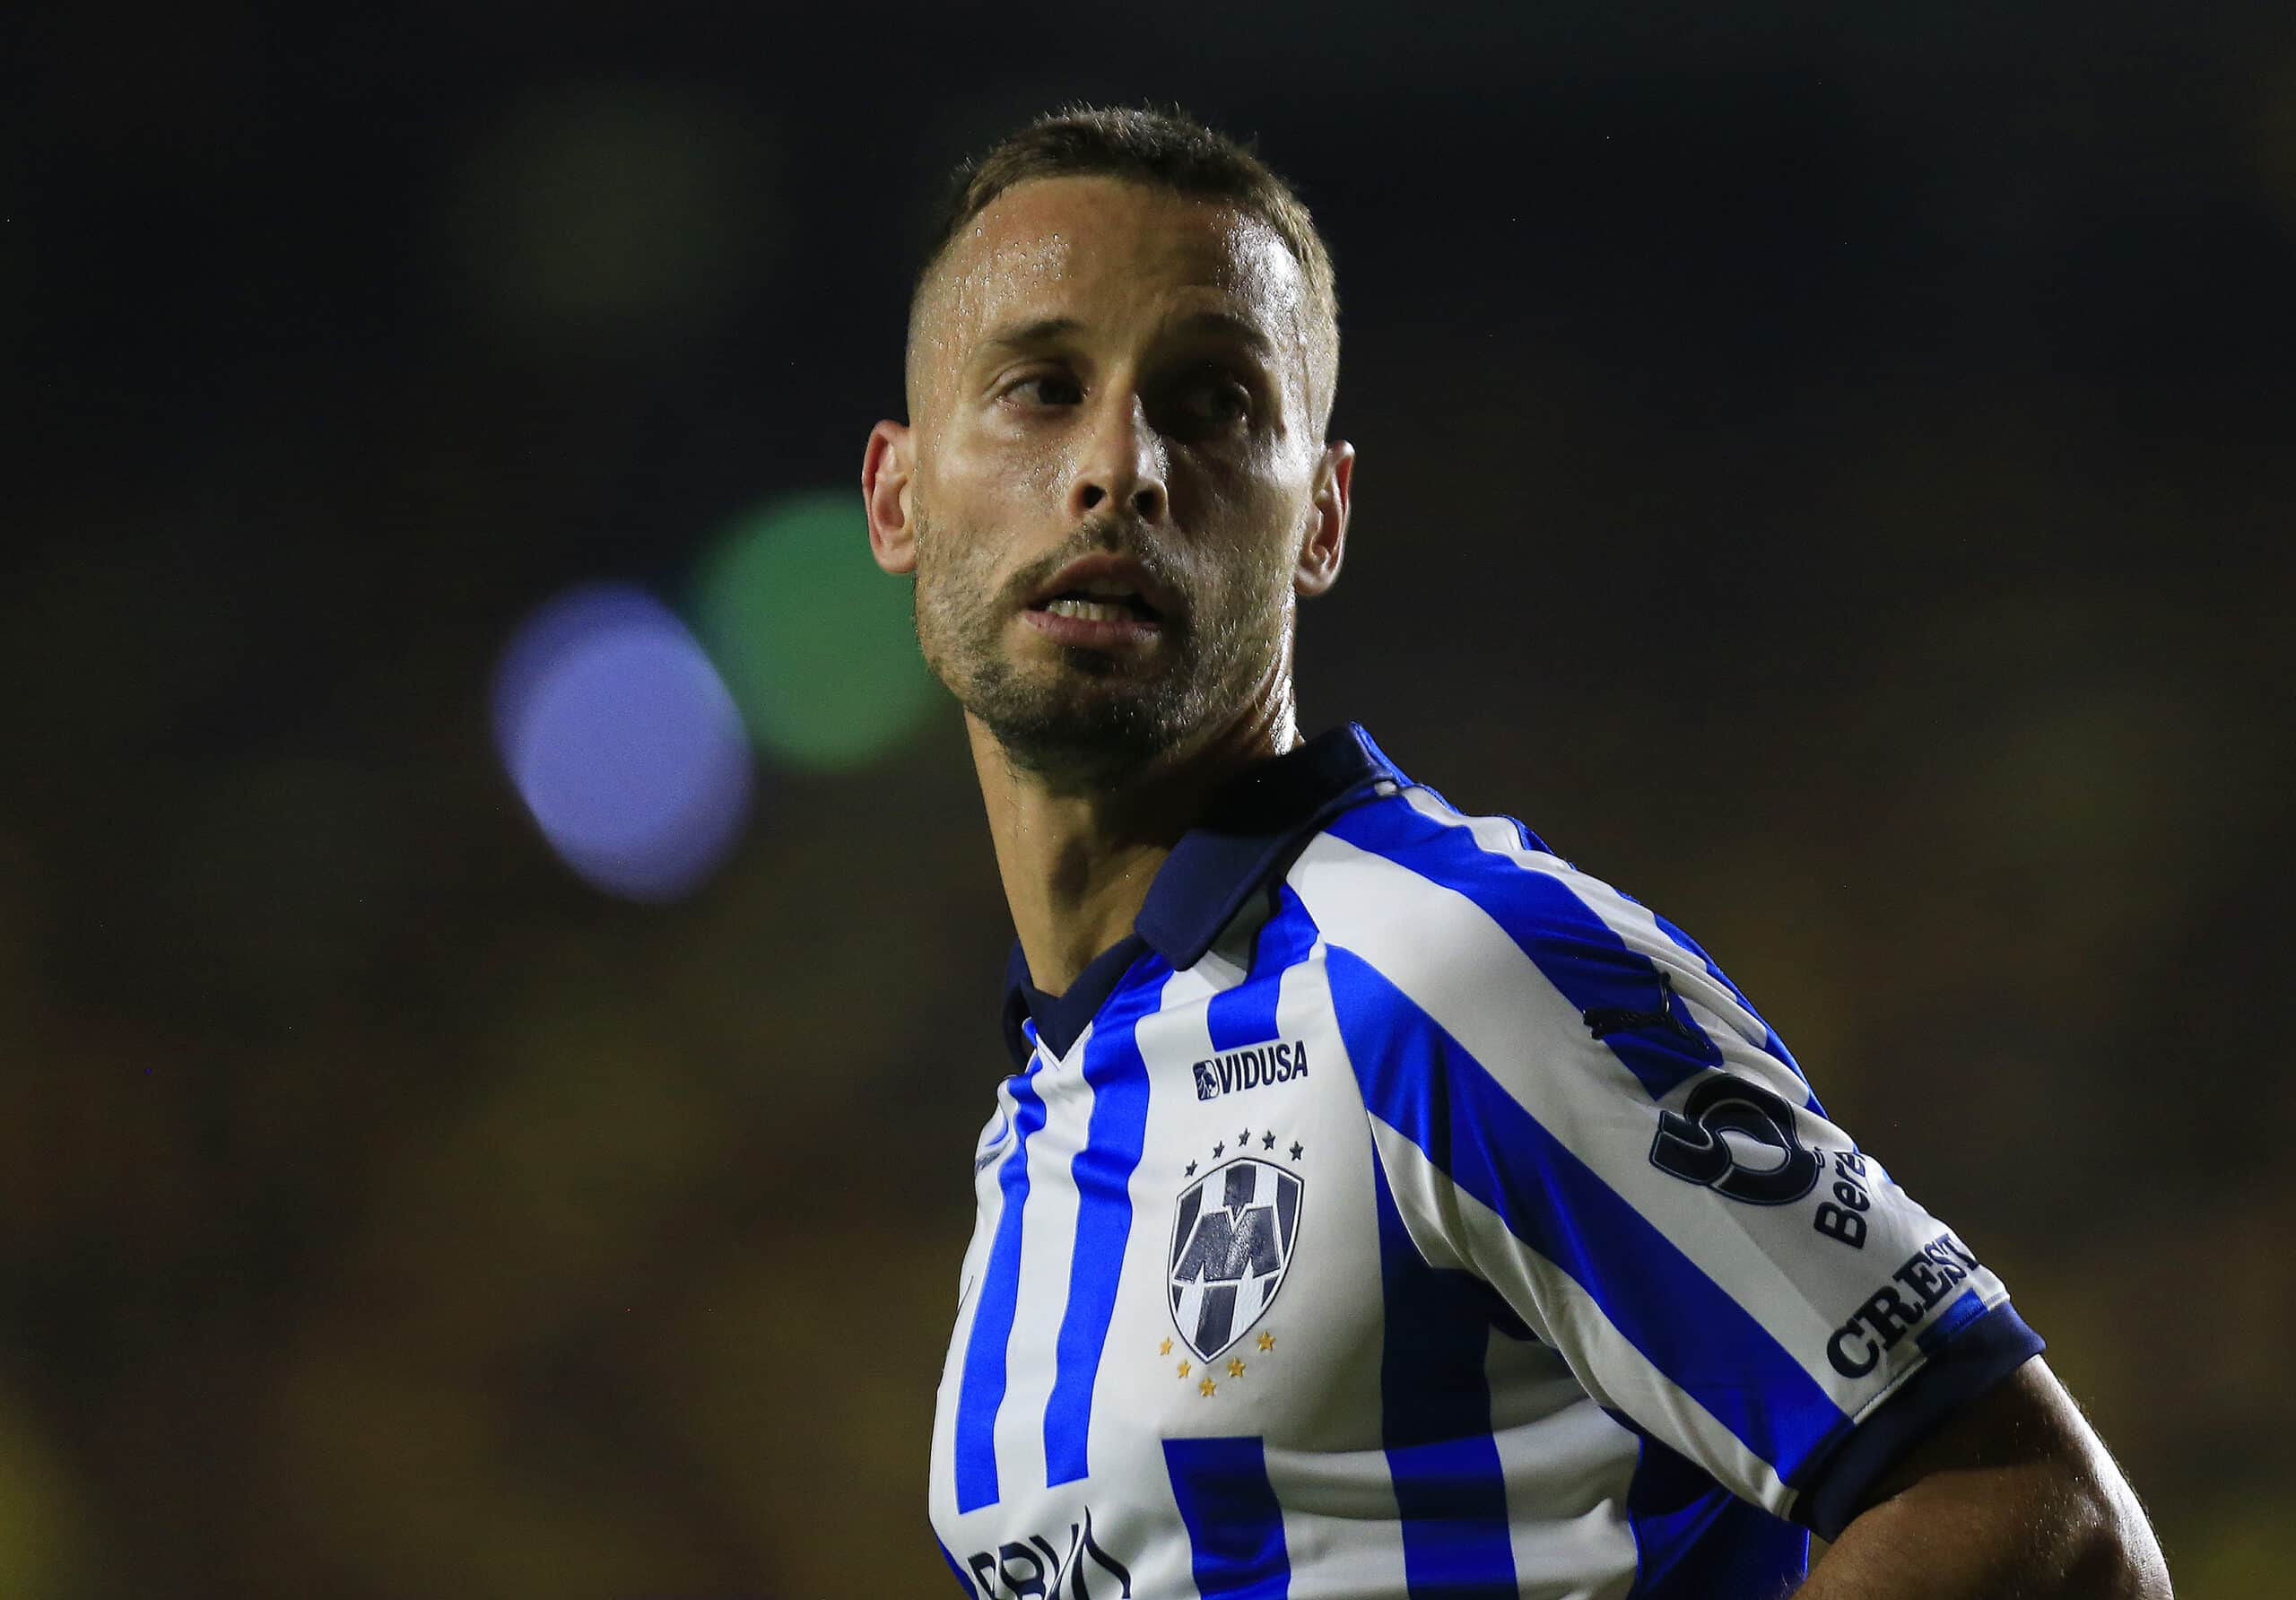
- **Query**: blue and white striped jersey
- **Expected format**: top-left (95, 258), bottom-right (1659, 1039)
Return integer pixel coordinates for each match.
top-left (931, 723), bottom-right (2041, 1599)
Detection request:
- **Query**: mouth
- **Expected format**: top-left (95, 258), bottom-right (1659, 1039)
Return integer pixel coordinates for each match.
top-left (1021, 595), bottom-right (1163, 649)
top-left (1022, 553), bottom-right (1171, 628)
top-left (1026, 592), bottom-right (1163, 625)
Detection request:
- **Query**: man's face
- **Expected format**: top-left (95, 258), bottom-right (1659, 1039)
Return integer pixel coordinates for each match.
top-left (879, 175), bottom-right (1345, 786)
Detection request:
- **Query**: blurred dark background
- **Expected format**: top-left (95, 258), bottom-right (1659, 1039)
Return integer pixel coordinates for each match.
top-left (5, 2), bottom-right (2292, 1595)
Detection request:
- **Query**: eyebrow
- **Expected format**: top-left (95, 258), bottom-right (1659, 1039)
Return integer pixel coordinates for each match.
top-left (974, 309), bottom-right (1276, 359)
top-left (978, 316), bottom-right (1083, 355)
top-left (1170, 309), bottom-right (1276, 357)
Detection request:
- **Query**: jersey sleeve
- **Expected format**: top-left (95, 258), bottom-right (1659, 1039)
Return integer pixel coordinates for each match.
top-left (1300, 800), bottom-right (2044, 1537)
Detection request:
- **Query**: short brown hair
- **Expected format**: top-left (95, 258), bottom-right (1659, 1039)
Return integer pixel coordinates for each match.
top-left (907, 103), bottom-right (1341, 438)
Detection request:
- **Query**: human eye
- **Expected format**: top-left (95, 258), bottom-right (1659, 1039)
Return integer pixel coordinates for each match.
top-left (999, 371), bottom-right (1083, 409)
top-left (1169, 364), bottom-right (1254, 432)
top-left (1203, 372), bottom-right (1253, 420)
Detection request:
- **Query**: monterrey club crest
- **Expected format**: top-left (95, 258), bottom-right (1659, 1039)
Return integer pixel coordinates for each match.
top-left (1168, 1156), bottom-right (1302, 1363)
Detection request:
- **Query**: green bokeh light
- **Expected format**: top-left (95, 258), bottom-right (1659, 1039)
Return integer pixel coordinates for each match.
top-left (691, 491), bottom-right (940, 770)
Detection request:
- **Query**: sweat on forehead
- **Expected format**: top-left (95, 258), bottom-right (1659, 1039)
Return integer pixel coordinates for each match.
top-left (904, 176), bottom-right (1334, 432)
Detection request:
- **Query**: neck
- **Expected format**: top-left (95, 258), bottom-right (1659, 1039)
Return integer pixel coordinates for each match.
top-left (970, 698), bottom-right (1300, 996)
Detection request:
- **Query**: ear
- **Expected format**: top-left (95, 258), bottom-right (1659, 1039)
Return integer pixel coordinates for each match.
top-left (863, 420), bottom-right (918, 575)
top-left (1293, 439), bottom-right (1353, 598)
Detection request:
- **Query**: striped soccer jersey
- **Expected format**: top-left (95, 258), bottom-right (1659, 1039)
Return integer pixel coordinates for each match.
top-left (930, 723), bottom-right (2041, 1599)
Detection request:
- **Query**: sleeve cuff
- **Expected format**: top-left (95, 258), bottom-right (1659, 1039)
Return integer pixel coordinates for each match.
top-left (1793, 1296), bottom-right (2046, 1541)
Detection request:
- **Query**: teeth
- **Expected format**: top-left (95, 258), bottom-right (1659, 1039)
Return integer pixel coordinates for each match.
top-left (1046, 598), bottom-right (1140, 622)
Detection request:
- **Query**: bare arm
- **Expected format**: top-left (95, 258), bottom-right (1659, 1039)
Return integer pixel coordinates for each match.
top-left (1796, 1359), bottom-right (2170, 1598)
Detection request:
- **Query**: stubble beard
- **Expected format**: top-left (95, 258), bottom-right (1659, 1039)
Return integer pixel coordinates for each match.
top-left (910, 501), bottom-right (1292, 792)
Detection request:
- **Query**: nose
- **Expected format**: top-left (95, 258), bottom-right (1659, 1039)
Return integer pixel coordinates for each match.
top-left (1067, 391), bottom-right (1168, 525)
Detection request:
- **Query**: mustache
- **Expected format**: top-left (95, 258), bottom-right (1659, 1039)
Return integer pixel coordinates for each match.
top-left (1005, 518), bottom-right (1186, 611)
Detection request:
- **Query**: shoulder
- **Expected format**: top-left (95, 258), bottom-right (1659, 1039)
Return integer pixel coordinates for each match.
top-left (1280, 782), bottom-right (1622, 1026)
top-left (1286, 783), bottom-right (1798, 1096)
top-left (1289, 782), bottom-right (1666, 979)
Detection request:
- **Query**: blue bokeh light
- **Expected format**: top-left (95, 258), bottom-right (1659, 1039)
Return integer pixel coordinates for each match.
top-left (491, 583), bottom-right (754, 901)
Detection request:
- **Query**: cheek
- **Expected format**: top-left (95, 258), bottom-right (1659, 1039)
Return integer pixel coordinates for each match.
top-left (916, 522), bottom-right (987, 599)
top-left (1206, 466), bottom-right (1311, 575)
top-left (940, 423), bottom-right (1065, 517)
top-left (910, 500), bottom-right (1004, 615)
top-left (1170, 451), bottom-right (1263, 539)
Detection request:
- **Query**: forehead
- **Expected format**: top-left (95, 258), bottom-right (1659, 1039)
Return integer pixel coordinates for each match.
top-left (933, 175), bottom-right (1306, 360)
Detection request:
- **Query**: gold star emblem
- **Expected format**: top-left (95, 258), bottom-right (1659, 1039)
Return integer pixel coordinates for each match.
top-left (1177, 1361), bottom-right (1191, 1378)
top-left (1257, 1332), bottom-right (1276, 1352)
top-left (1227, 1358), bottom-right (1246, 1378)
top-left (1159, 1338), bottom-right (1172, 1357)
top-left (1199, 1377), bottom-right (1217, 1397)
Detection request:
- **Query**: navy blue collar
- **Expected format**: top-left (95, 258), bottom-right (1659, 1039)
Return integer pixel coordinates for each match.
top-left (999, 722), bottom-right (1407, 1068)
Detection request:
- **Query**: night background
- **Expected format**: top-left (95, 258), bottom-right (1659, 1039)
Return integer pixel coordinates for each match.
top-left (7, 2), bottom-right (2293, 1594)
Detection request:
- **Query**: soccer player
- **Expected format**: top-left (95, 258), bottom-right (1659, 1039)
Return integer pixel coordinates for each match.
top-left (861, 105), bottom-right (2169, 1599)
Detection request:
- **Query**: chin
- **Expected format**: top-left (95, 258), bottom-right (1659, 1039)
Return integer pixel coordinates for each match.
top-left (982, 691), bottom-right (1190, 779)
